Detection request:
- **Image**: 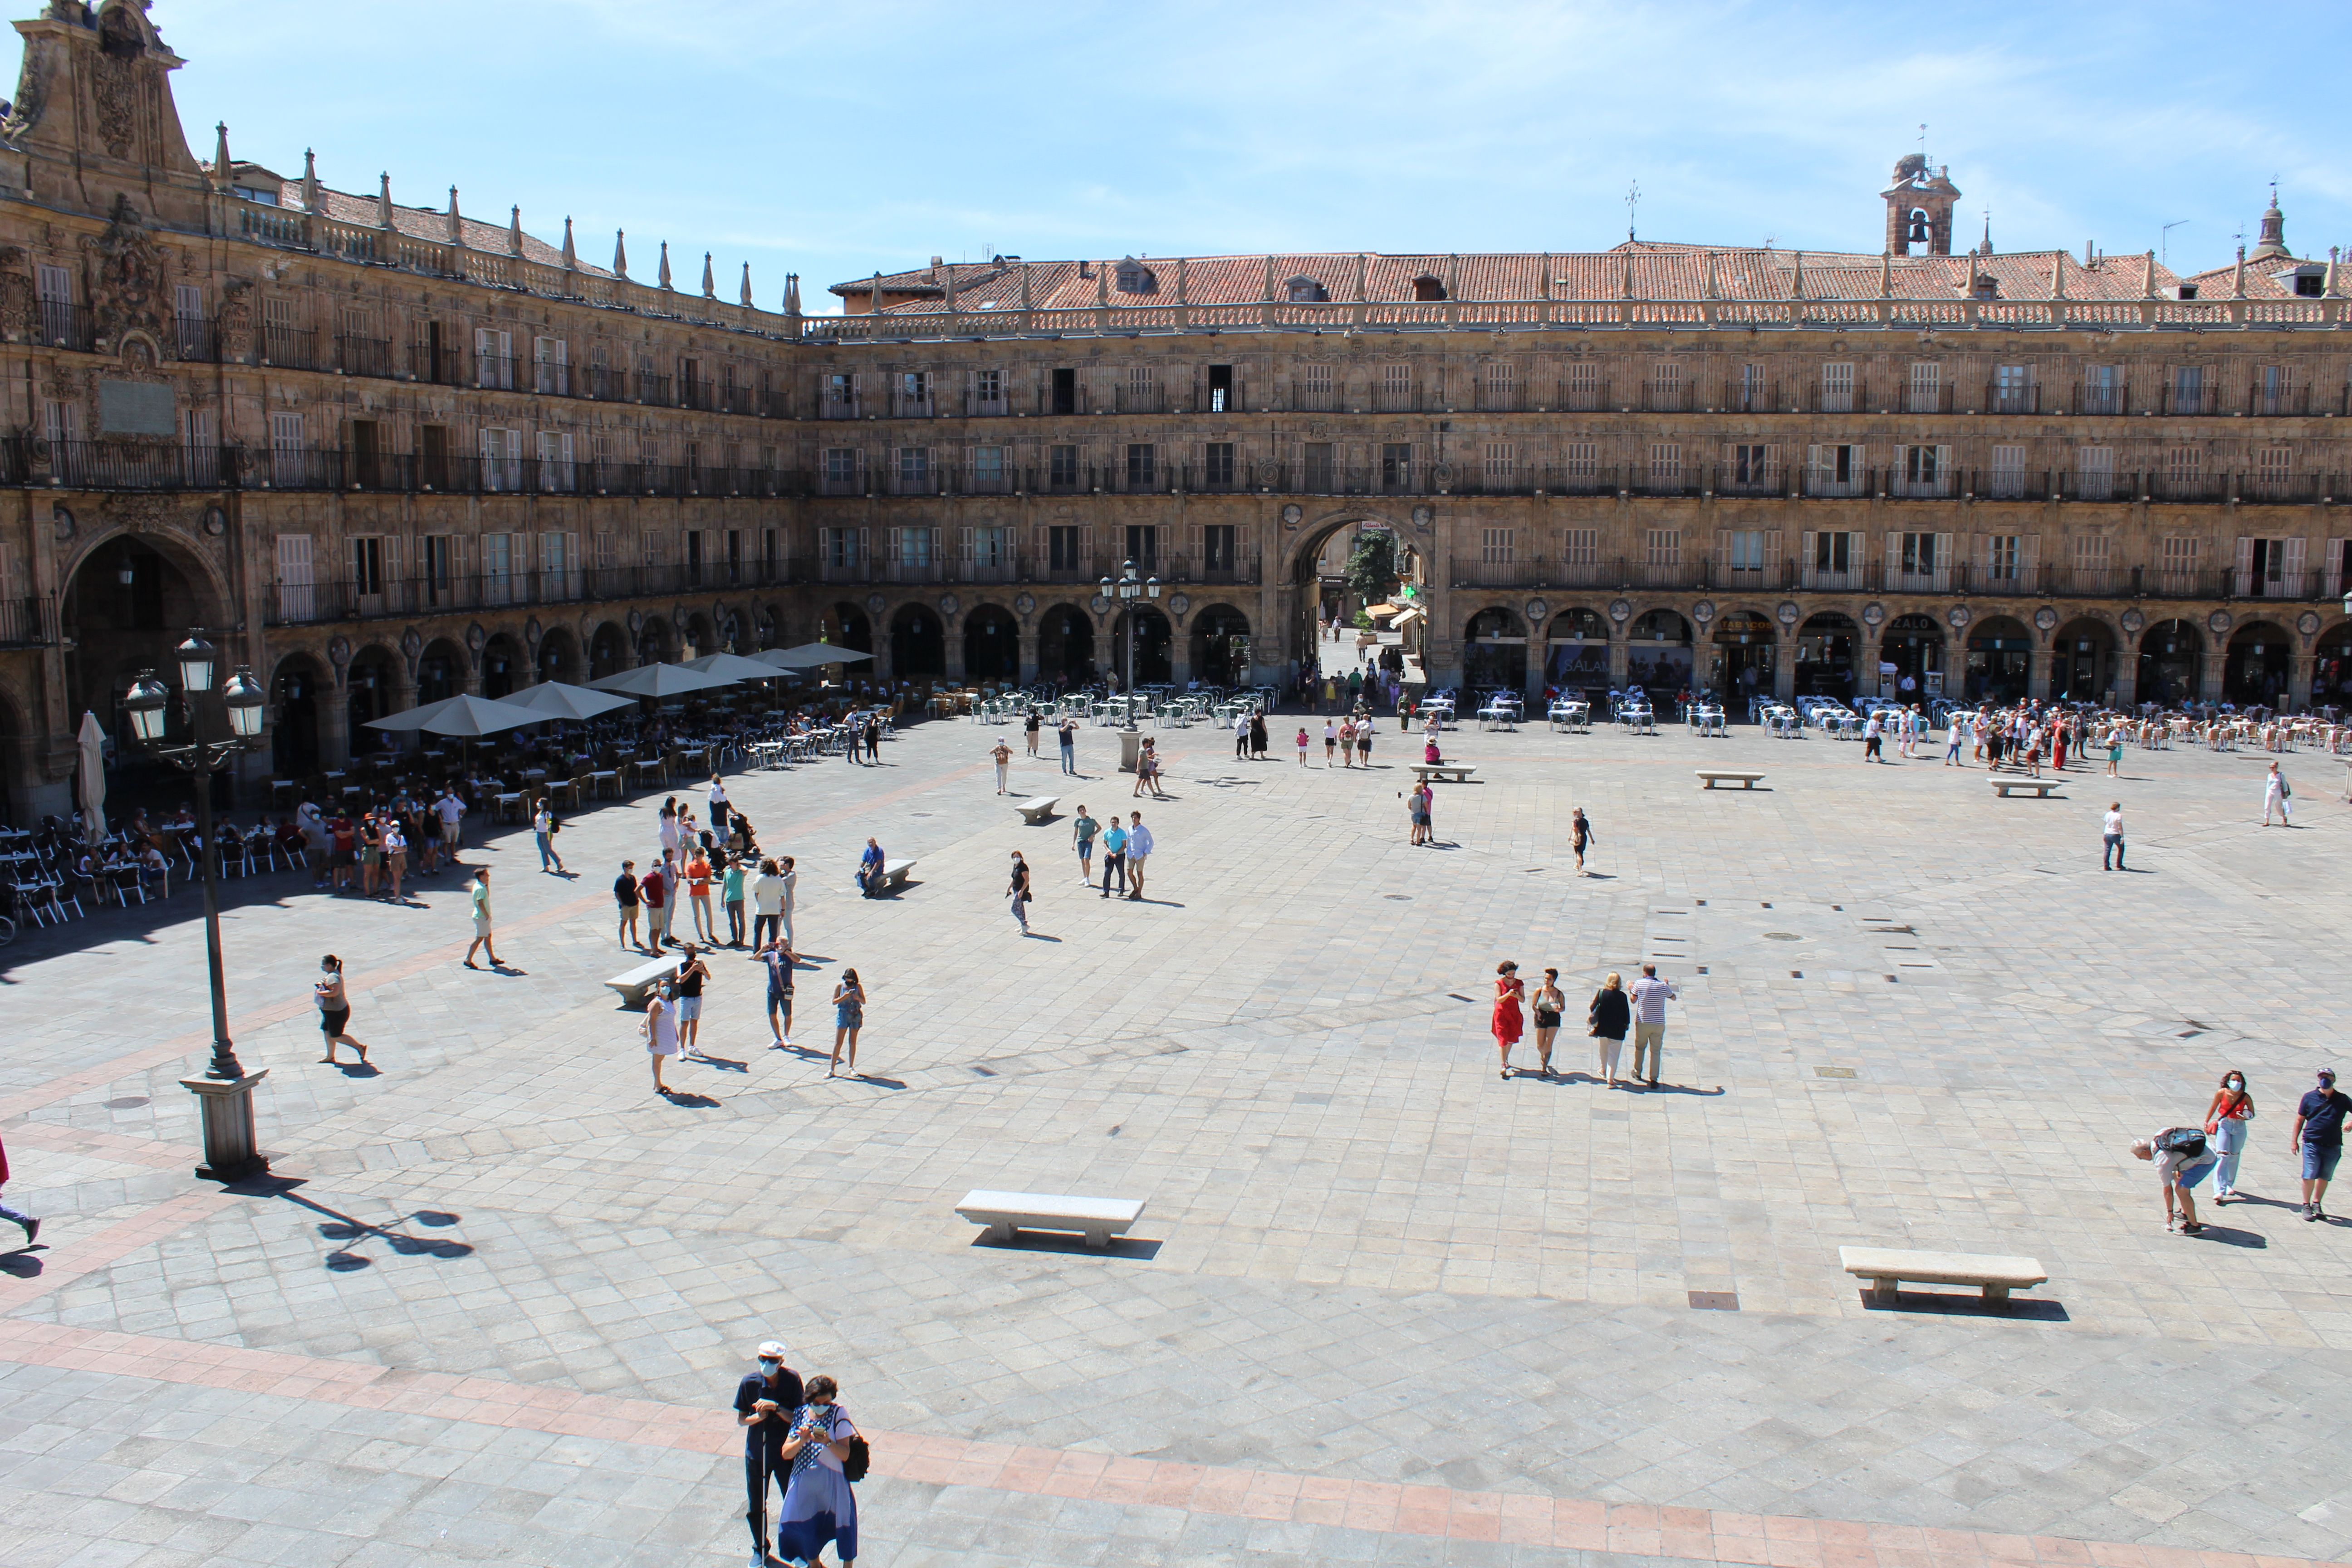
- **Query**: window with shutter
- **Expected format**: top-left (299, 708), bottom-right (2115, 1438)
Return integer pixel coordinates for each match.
top-left (270, 411), bottom-right (304, 487)
top-left (274, 534), bottom-right (314, 622)
top-left (1563, 361), bottom-right (1600, 411)
top-left (1988, 444), bottom-right (2026, 500)
top-left (1563, 529), bottom-right (1598, 568)
top-left (1820, 362), bottom-right (1854, 412)
top-left (1908, 362), bottom-right (1940, 412)
top-left (2074, 446), bottom-right (2115, 501)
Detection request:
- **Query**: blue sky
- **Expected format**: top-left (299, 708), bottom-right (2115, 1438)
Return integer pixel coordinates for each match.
top-left (83, 0), bottom-right (2352, 311)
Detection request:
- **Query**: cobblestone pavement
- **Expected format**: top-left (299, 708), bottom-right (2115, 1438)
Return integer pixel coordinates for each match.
top-left (4, 711), bottom-right (2351, 1567)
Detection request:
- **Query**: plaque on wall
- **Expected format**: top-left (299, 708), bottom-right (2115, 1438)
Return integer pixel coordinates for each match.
top-left (98, 379), bottom-right (174, 436)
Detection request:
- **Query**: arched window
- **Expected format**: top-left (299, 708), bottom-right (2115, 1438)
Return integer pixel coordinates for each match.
top-left (1411, 274), bottom-right (1447, 302)
top-left (1285, 275), bottom-right (1329, 303)
top-left (1115, 259), bottom-right (1158, 295)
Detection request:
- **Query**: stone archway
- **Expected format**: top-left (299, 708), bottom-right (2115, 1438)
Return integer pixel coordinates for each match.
top-left (481, 632), bottom-right (525, 698)
top-left (537, 627), bottom-right (580, 686)
top-left (587, 622), bottom-right (627, 680)
top-left (2136, 619), bottom-right (2204, 708)
top-left (345, 642), bottom-right (401, 755)
top-left (1627, 609), bottom-right (1694, 694)
top-left (1965, 616), bottom-right (2033, 703)
top-left (890, 603), bottom-right (946, 680)
top-left (2051, 617), bottom-right (2115, 703)
top-left (1189, 604), bottom-right (1252, 687)
top-left (1794, 612), bottom-right (1857, 698)
top-left (1110, 605), bottom-right (1173, 688)
top-left (59, 528), bottom-right (235, 752)
top-left (270, 651), bottom-right (329, 777)
top-left (2225, 622), bottom-right (2293, 706)
top-left (1037, 604), bottom-right (1094, 686)
top-left (1463, 604), bottom-right (1528, 691)
top-left (416, 638), bottom-right (466, 703)
top-left (963, 603), bottom-right (1019, 682)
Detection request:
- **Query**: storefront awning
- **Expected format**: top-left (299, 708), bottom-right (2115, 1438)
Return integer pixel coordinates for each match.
top-left (1365, 603), bottom-right (1401, 617)
top-left (1392, 608), bottom-right (1423, 629)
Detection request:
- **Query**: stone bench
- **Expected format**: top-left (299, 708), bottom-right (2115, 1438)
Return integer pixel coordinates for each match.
top-left (1410, 764), bottom-right (1478, 784)
top-left (1013, 795), bottom-right (1060, 825)
top-left (1989, 777), bottom-right (2061, 798)
top-left (1839, 1245), bottom-right (2046, 1305)
top-left (1695, 770), bottom-right (1766, 790)
top-left (956, 1189), bottom-right (1146, 1248)
top-left (881, 858), bottom-right (916, 892)
top-left (603, 956), bottom-right (681, 1009)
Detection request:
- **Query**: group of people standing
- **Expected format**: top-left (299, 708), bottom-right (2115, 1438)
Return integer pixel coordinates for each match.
top-left (1063, 806), bottom-right (1156, 904)
top-left (2133, 1066), bottom-right (2347, 1233)
top-left (1490, 960), bottom-right (1676, 1088)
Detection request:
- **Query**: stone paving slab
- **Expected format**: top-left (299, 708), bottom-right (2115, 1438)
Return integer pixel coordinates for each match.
top-left (3, 714), bottom-right (2351, 1563)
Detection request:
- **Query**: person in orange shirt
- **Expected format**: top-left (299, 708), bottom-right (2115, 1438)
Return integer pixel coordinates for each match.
top-left (686, 848), bottom-right (716, 943)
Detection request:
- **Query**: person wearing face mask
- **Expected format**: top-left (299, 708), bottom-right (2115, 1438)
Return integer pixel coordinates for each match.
top-left (2205, 1069), bottom-right (2256, 1204)
top-left (733, 1340), bottom-right (804, 1568)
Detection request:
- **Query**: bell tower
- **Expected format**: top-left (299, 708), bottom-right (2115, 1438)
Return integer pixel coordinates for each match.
top-left (1882, 154), bottom-right (1961, 257)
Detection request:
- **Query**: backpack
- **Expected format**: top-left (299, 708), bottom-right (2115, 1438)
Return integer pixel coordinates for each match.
top-left (2155, 1127), bottom-right (2208, 1159)
top-left (841, 1435), bottom-right (871, 1483)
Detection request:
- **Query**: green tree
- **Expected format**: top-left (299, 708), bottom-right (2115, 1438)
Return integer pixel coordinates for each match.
top-left (1343, 530), bottom-right (1399, 608)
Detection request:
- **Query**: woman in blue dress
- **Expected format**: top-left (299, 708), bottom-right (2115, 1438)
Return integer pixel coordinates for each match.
top-left (775, 1374), bottom-right (859, 1566)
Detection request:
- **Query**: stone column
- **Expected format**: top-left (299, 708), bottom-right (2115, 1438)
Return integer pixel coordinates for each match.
top-left (1857, 635), bottom-right (1884, 699)
top-left (1607, 631), bottom-right (1629, 689)
top-left (1017, 618), bottom-right (1039, 685)
top-left (2292, 652), bottom-right (2316, 712)
top-left (2027, 644), bottom-right (2053, 701)
top-left (320, 688), bottom-right (351, 770)
top-left (944, 612), bottom-right (967, 683)
top-left (1773, 642), bottom-right (1796, 701)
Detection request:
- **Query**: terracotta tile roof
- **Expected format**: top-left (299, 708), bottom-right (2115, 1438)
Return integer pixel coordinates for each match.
top-left (250, 176), bottom-right (615, 279)
top-left (842, 245), bottom-right (2181, 314)
top-left (2180, 254), bottom-right (2324, 299)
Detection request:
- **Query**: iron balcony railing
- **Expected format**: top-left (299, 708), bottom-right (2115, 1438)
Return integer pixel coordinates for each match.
top-left (260, 326), bottom-right (320, 371)
top-left (174, 315), bottom-right (221, 363)
top-left (263, 560), bottom-right (793, 627)
top-left (336, 334), bottom-right (394, 379)
top-left (36, 300), bottom-right (93, 352)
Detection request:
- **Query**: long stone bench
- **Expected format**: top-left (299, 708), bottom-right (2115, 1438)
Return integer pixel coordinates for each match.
top-left (1695, 770), bottom-right (1766, 790)
top-left (603, 956), bottom-right (681, 1009)
top-left (956, 1189), bottom-right (1146, 1248)
top-left (1838, 1245), bottom-right (2046, 1305)
top-left (1410, 764), bottom-right (1478, 784)
top-left (1013, 795), bottom-right (1060, 825)
top-left (1989, 777), bottom-right (2061, 798)
top-left (860, 858), bottom-right (917, 896)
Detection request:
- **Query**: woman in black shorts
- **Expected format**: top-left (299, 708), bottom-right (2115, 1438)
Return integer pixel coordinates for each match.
top-left (1531, 967), bottom-right (1566, 1078)
top-left (315, 954), bottom-right (367, 1065)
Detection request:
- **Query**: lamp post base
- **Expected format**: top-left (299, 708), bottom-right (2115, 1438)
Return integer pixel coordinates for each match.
top-left (180, 1070), bottom-right (270, 1182)
top-left (1118, 730), bottom-right (1144, 774)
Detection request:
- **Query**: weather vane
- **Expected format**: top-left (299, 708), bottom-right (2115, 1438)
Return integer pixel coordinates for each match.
top-left (1626, 180), bottom-right (1640, 243)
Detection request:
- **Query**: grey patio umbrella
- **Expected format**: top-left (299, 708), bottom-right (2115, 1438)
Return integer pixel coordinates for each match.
top-left (363, 693), bottom-right (549, 737)
top-left (501, 681), bottom-right (639, 722)
top-left (756, 642), bottom-right (875, 670)
top-left (585, 662), bottom-right (740, 699)
top-left (679, 652), bottom-right (788, 681)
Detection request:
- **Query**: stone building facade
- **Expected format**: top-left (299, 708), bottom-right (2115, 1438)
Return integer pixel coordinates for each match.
top-left (0, 0), bottom-right (2347, 816)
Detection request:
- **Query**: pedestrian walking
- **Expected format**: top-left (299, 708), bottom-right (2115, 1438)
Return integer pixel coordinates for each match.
top-left (1339, 717), bottom-right (1357, 768)
top-left (1532, 968), bottom-right (1565, 1078)
top-left (1098, 815), bottom-right (1127, 897)
top-left (1324, 718), bottom-right (1338, 766)
top-left (2102, 802), bottom-right (2127, 871)
top-left (1491, 960), bottom-right (1526, 1079)
top-left (2292, 1067), bottom-right (2349, 1220)
top-left (642, 858), bottom-right (675, 950)
top-left (1058, 717), bottom-right (1078, 774)
top-left (1862, 712), bottom-right (1884, 762)
top-left (1588, 971), bottom-right (1631, 1088)
top-left (1024, 707), bottom-right (1042, 757)
top-left (1406, 781), bottom-right (1429, 845)
top-left (2105, 726), bottom-right (2123, 777)
top-left (0, 1128), bottom-right (37, 1248)
top-left (2206, 1069), bottom-right (2255, 1203)
top-left (991, 738), bottom-right (1012, 794)
top-left (686, 848), bottom-right (717, 943)
top-left (1234, 710), bottom-right (1250, 759)
top-left (434, 787), bottom-right (466, 862)
top-left (735, 1341), bottom-right (804, 1568)
top-left (1071, 805), bottom-right (1098, 884)
top-left (1570, 808), bottom-right (1593, 876)
top-left (1125, 812), bottom-right (1154, 899)
top-left (644, 980), bottom-right (681, 1095)
top-left (1007, 850), bottom-right (1034, 934)
top-left (461, 868), bottom-right (501, 969)
top-left (864, 719), bottom-right (880, 764)
top-left (1944, 718), bottom-right (1964, 766)
top-left (1250, 711), bottom-right (1269, 760)
top-left (1627, 963), bottom-right (1678, 1087)
top-left (314, 954), bottom-right (368, 1065)
top-left (658, 797), bottom-right (682, 862)
top-left (722, 855), bottom-right (748, 947)
top-left (774, 1375), bottom-right (862, 1568)
top-left (1356, 721), bottom-right (1372, 768)
top-left (1295, 726), bottom-right (1310, 765)
top-left (755, 930), bottom-right (798, 1048)
top-left (615, 859), bottom-right (644, 949)
top-left (381, 814), bottom-right (408, 900)
top-left (2131, 1126), bottom-right (2220, 1235)
top-left (2264, 760), bottom-right (2293, 826)
top-left (672, 944), bottom-right (711, 1058)
top-left (830, 970), bottom-right (865, 1078)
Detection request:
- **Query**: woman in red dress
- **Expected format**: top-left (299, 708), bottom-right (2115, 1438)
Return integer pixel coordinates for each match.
top-left (1491, 960), bottom-right (1526, 1080)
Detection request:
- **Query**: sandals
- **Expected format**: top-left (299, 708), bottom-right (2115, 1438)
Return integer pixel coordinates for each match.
top-left (2179, 1221), bottom-right (2204, 1235)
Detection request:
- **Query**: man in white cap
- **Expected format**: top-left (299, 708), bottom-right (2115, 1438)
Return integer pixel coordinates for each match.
top-left (733, 1339), bottom-right (804, 1566)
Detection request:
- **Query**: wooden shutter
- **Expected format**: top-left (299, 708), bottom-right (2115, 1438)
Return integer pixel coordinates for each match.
top-left (1935, 533), bottom-right (1954, 591)
top-left (2283, 537), bottom-right (2308, 595)
top-left (2234, 536), bottom-right (2254, 597)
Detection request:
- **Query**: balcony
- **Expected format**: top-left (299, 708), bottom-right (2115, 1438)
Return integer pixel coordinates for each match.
top-left (263, 561), bottom-right (791, 627)
top-left (533, 360), bottom-right (575, 397)
top-left (2076, 381), bottom-right (2130, 416)
top-left (2157, 382), bottom-right (2221, 416)
top-left (2247, 383), bottom-right (2311, 417)
top-left (679, 376), bottom-right (715, 412)
top-left (35, 301), bottom-right (93, 352)
top-left (336, 334), bottom-right (394, 379)
top-left (0, 596), bottom-right (56, 645)
top-left (1449, 555), bottom-right (1709, 592)
top-left (474, 353), bottom-right (515, 391)
top-left (819, 392), bottom-right (862, 420)
top-left (408, 343), bottom-right (465, 385)
top-left (260, 327), bottom-right (320, 371)
top-left (174, 316), bottom-right (220, 363)
top-left (1986, 381), bottom-right (2040, 415)
top-left (633, 371), bottom-right (672, 406)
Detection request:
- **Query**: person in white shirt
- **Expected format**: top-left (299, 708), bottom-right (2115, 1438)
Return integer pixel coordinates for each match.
top-left (1626, 964), bottom-right (1679, 1087)
top-left (1123, 812), bottom-right (1154, 901)
top-left (434, 791), bottom-right (466, 859)
top-left (2102, 803), bottom-right (2126, 870)
top-left (707, 774), bottom-right (730, 835)
top-left (750, 856), bottom-right (790, 948)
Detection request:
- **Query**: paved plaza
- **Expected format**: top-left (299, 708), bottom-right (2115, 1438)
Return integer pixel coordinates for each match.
top-left (3, 708), bottom-right (2351, 1568)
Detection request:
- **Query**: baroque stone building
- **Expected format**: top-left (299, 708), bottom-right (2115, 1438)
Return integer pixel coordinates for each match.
top-left (1, 1), bottom-right (2348, 816)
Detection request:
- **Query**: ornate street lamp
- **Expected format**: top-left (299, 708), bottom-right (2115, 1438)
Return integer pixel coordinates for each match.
top-left (123, 632), bottom-right (271, 1181)
top-left (1097, 558), bottom-right (1161, 730)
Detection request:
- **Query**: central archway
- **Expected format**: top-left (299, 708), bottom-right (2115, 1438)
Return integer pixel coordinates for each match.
top-left (1881, 612), bottom-right (1943, 700)
top-left (964, 604), bottom-right (1019, 682)
top-left (1189, 604), bottom-right (1252, 687)
top-left (1794, 612), bottom-right (1856, 697)
top-left (2225, 622), bottom-right (2292, 706)
top-left (61, 530), bottom-right (233, 755)
top-left (1110, 605), bottom-right (1173, 688)
top-left (1464, 605), bottom-right (1527, 691)
top-left (1965, 616), bottom-right (2032, 702)
top-left (1626, 609), bottom-right (1693, 693)
top-left (2136, 619), bottom-right (2203, 707)
top-left (270, 653), bottom-right (327, 777)
top-left (890, 603), bottom-right (946, 680)
top-left (1038, 605), bottom-right (1094, 686)
top-left (1712, 609), bottom-right (1776, 701)
top-left (1545, 607), bottom-right (1609, 694)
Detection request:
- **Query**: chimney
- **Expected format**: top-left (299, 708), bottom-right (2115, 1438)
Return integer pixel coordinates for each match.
top-left (376, 173), bottom-right (392, 230)
top-left (613, 229), bottom-right (628, 279)
top-left (445, 186), bottom-right (462, 245)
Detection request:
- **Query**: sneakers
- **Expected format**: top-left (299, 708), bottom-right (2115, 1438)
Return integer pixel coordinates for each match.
top-left (2308, 1203), bottom-right (2326, 1222)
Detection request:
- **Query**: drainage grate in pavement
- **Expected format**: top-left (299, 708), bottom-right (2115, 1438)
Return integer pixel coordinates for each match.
top-left (1688, 1290), bottom-right (1740, 1311)
top-left (1383, 894), bottom-right (1411, 901)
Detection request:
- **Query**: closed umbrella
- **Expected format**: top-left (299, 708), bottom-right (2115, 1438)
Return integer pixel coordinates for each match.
top-left (74, 709), bottom-right (107, 840)
top-left (502, 681), bottom-right (637, 722)
top-left (585, 662), bottom-right (740, 699)
top-left (363, 693), bottom-right (548, 737)
top-left (680, 652), bottom-right (786, 681)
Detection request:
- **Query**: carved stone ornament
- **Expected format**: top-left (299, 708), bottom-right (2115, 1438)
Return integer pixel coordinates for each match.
top-left (328, 636), bottom-right (351, 670)
top-left (626, 609), bottom-right (643, 634)
top-left (99, 493), bottom-right (176, 532)
top-left (937, 593), bottom-right (959, 617)
top-left (49, 502), bottom-right (72, 541)
top-left (201, 505), bottom-right (225, 536)
top-left (400, 626), bottom-right (424, 663)
top-left (864, 593), bottom-right (885, 615)
top-left (1525, 598), bottom-right (1549, 623)
top-left (1411, 505), bottom-right (1434, 530)
top-left (1690, 601), bottom-right (1715, 625)
top-left (1281, 504), bottom-right (1302, 526)
top-left (1167, 593), bottom-right (1190, 618)
top-left (465, 622), bottom-right (487, 654)
top-left (524, 616), bottom-right (543, 652)
top-left (1776, 600), bottom-right (1802, 627)
top-left (2298, 610), bottom-right (2323, 637)
top-left (2033, 606), bottom-right (2059, 633)
top-left (1610, 598), bottom-right (1634, 623)
top-left (0, 247), bottom-right (32, 342)
top-left (2206, 610), bottom-right (2232, 635)
top-left (86, 196), bottom-right (169, 348)
top-left (92, 5), bottom-right (158, 162)
top-left (1090, 595), bottom-right (1109, 617)
top-left (1946, 604), bottom-right (1972, 630)
top-left (1013, 593), bottom-right (1035, 616)
top-left (2120, 608), bottom-right (2145, 635)
top-left (3, 40), bottom-right (49, 145)
top-left (1861, 602), bottom-right (1886, 627)
top-left (216, 277), bottom-right (255, 362)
